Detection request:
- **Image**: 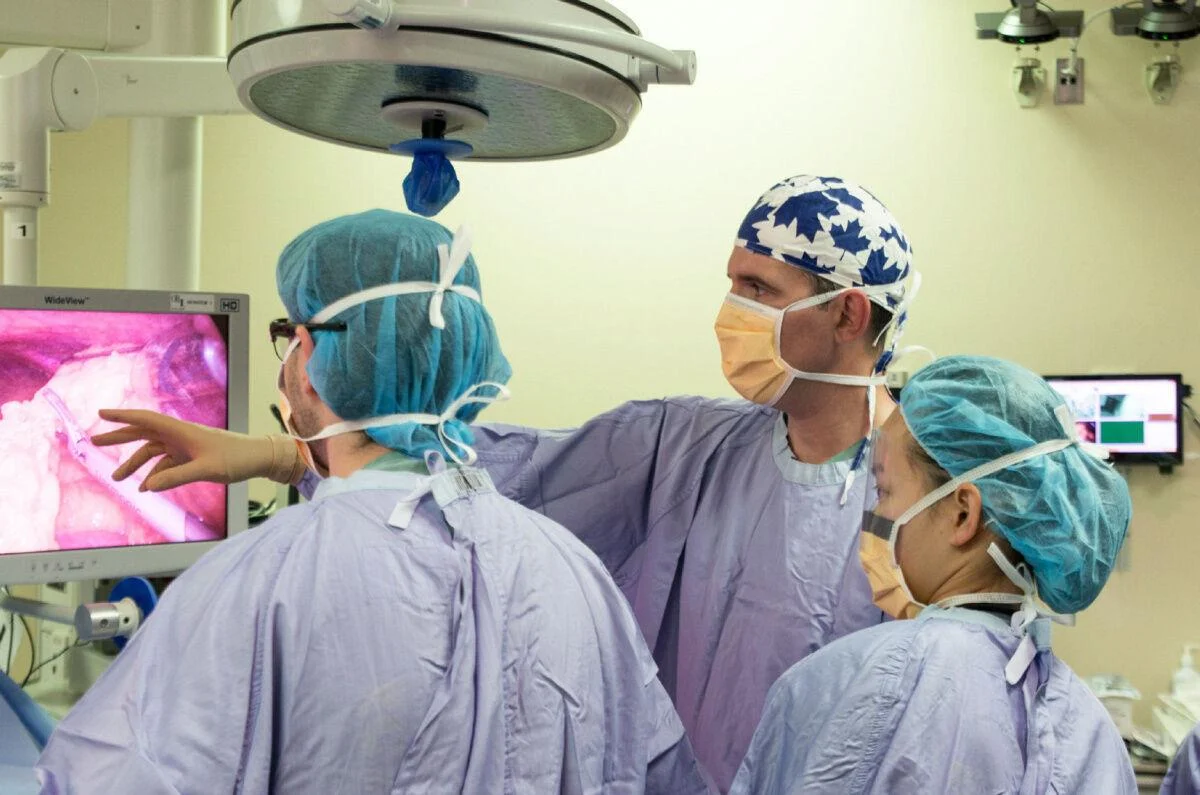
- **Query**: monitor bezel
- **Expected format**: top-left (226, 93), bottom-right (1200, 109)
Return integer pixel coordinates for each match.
top-left (0, 285), bottom-right (250, 586)
top-left (1043, 372), bottom-right (1184, 465)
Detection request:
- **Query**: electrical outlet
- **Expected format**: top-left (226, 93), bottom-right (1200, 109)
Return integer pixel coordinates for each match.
top-left (1055, 57), bottom-right (1085, 105)
top-left (0, 609), bottom-right (20, 677)
top-left (28, 625), bottom-right (71, 687)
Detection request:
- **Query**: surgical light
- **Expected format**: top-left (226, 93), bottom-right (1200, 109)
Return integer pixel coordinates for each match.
top-left (229, 0), bottom-right (697, 160)
top-left (227, 0), bottom-right (696, 214)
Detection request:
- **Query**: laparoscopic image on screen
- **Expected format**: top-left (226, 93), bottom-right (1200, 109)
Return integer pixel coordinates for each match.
top-left (0, 310), bottom-right (228, 555)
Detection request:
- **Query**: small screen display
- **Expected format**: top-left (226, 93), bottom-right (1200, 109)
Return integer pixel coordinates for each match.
top-left (1047, 376), bottom-right (1181, 458)
top-left (0, 309), bottom-right (229, 555)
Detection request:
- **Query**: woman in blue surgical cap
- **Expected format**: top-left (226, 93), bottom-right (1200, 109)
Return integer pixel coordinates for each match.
top-left (731, 355), bottom-right (1137, 794)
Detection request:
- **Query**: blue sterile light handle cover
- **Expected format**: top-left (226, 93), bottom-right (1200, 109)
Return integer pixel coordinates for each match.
top-left (390, 139), bottom-right (474, 217)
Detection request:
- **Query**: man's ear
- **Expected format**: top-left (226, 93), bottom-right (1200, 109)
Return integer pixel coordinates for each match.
top-left (833, 290), bottom-right (873, 346)
top-left (292, 326), bottom-right (319, 398)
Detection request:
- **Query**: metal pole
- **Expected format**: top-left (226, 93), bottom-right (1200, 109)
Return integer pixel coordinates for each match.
top-left (125, 0), bottom-right (225, 291)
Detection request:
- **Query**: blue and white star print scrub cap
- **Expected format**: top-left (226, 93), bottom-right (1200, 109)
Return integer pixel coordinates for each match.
top-left (736, 175), bottom-right (915, 316)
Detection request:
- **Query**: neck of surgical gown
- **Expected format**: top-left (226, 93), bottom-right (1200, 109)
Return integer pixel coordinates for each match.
top-left (731, 606), bottom-right (1138, 794)
top-left (36, 466), bottom-right (707, 794)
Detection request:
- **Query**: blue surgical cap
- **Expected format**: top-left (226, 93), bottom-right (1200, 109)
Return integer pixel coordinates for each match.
top-left (737, 175), bottom-right (918, 372)
top-left (736, 175), bottom-right (913, 313)
top-left (276, 209), bottom-right (511, 459)
top-left (899, 356), bottom-right (1132, 614)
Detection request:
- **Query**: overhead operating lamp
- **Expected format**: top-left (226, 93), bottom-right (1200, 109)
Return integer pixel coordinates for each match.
top-left (976, 0), bottom-right (1085, 107)
top-left (1111, 0), bottom-right (1200, 104)
top-left (228, 0), bottom-right (698, 215)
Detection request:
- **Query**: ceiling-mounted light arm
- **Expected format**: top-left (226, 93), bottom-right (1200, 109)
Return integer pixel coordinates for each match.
top-left (0, 0), bottom-right (152, 50)
top-left (322, 0), bottom-right (696, 83)
top-left (0, 46), bottom-right (243, 284)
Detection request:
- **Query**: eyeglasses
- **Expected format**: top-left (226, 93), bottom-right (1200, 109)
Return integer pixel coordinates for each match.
top-left (268, 317), bottom-right (347, 360)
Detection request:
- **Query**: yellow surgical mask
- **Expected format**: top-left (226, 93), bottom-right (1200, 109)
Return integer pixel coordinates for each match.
top-left (859, 511), bottom-right (924, 620)
top-left (714, 295), bottom-right (793, 405)
top-left (714, 291), bottom-right (891, 407)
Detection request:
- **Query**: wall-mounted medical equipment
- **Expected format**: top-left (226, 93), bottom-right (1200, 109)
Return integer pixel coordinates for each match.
top-left (1044, 373), bottom-right (1185, 470)
top-left (975, 1), bottom-right (1200, 106)
top-left (0, 284), bottom-right (250, 587)
top-left (1111, 0), bottom-right (1200, 104)
top-left (976, 0), bottom-right (1085, 44)
top-left (976, 1), bottom-right (1085, 107)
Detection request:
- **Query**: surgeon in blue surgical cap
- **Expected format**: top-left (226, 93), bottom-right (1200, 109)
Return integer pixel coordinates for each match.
top-left (731, 355), bottom-right (1137, 794)
top-left (92, 175), bottom-right (921, 791)
top-left (37, 210), bottom-right (707, 794)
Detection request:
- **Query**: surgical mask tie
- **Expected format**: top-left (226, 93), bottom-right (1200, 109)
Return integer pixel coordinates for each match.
top-left (284, 380), bottom-right (510, 466)
top-left (277, 225), bottom-right (509, 467)
top-left (840, 341), bottom-right (936, 505)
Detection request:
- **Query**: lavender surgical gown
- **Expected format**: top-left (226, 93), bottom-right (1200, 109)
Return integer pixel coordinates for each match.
top-left (731, 607), bottom-right (1138, 794)
top-left (470, 397), bottom-right (886, 791)
top-left (36, 467), bottom-right (706, 794)
top-left (1162, 722), bottom-right (1200, 794)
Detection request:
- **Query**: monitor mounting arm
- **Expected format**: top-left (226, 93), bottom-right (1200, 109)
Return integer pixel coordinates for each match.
top-left (0, 46), bottom-right (242, 286)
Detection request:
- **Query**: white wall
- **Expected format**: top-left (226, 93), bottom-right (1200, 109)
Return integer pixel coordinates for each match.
top-left (5, 0), bottom-right (1200, 722)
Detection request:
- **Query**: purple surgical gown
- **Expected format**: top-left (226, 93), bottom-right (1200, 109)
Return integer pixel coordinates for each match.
top-left (731, 606), bottom-right (1138, 794)
top-left (470, 397), bottom-right (886, 791)
top-left (1163, 722), bottom-right (1200, 795)
top-left (37, 467), bottom-right (707, 794)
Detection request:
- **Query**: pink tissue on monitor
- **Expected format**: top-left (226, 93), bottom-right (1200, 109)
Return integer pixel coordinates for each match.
top-left (0, 309), bottom-right (228, 555)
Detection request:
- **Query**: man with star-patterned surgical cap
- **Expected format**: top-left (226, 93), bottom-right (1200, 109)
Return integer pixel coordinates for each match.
top-left (89, 175), bottom-right (922, 792)
top-left (472, 174), bottom-right (923, 790)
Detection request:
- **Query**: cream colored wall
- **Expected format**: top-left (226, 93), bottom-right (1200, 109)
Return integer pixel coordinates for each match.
top-left (4, 1), bottom-right (1199, 722)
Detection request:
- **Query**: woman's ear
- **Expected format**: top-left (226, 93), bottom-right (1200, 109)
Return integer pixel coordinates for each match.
top-left (946, 482), bottom-right (985, 548)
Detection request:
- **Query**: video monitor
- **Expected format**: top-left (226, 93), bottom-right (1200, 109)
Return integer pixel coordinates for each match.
top-left (0, 286), bottom-right (249, 585)
top-left (1045, 374), bottom-right (1183, 465)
